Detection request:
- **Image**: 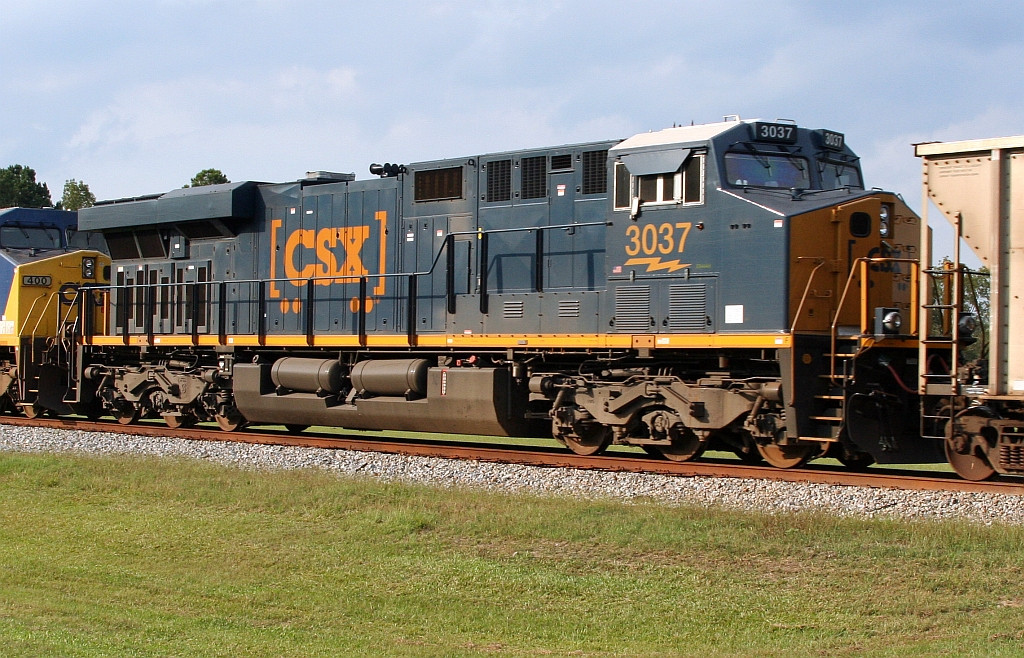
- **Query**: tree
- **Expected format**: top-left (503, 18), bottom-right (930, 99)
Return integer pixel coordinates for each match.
top-left (186, 169), bottom-right (229, 187)
top-left (930, 258), bottom-right (990, 363)
top-left (962, 266), bottom-right (990, 363)
top-left (0, 164), bottom-right (52, 208)
top-left (61, 179), bottom-right (96, 211)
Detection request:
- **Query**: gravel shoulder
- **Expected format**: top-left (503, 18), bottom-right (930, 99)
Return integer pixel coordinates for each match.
top-left (2, 424), bottom-right (1022, 526)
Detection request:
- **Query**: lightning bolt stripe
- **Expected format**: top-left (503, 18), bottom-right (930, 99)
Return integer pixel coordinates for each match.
top-left (623, 257), bottom-right (691, 273)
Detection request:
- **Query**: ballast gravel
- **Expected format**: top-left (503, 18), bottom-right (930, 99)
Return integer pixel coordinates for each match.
top-left (1, 424), bottom-right (1022, 526)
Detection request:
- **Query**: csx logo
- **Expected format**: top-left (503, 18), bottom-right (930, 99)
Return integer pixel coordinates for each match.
top-left (280, 225), bottom-right (370, 282)
top-left (269, 211), bottom-right (388, 313)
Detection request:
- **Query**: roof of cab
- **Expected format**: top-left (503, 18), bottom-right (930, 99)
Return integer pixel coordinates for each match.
top-left (610, 118), bottom-right (753, 153)
top-left (0, 207), bottom-right (77, 226)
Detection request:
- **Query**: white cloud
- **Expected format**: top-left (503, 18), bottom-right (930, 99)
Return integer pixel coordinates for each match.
top-left (1, 0), bottom-right (1021, 215)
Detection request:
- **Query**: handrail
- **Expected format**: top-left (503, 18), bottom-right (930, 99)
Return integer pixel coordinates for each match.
top-left (19, 293), bottom-right (58, 377)
top-left (789, 257), bottom-right (826, 334)
top-left (81, 220), bottom-right (613, 347)
top-left (19, 294), bottom-right (51, 338)
top-left (79, 221), bottom-right (612, 294)
top-left (787, 257), bottom-right (826, 407)
top-left (828, 256), bottom-right (920, 384)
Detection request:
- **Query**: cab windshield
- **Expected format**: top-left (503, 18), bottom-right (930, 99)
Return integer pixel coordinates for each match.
top-left (819, 159), bottom-right (863, 189)
top-left (67, 229), bottom-right (107, 251)
top-left (724, 152), bottom-right (811, 189)
top-left (0, 225), bottom-right (62, 249)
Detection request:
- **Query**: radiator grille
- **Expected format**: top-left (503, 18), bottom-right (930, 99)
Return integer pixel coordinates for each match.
top-left (558, 299), bottom-right (581, 318)
top-left (521, 156), bottom-right (547, 199)
top-left (503, 300), bottom-right (525, 319)
top-left (414, 166), bottom-right (462, 202)
top-left (486, 159), bottom-right (511, 202)
top-left (614, 286), bottom-right (651, 331)
top-left (582, 150), bottom-right (608, 194)
top-left (668, 284), bottom-right (707, 331)
top-left (551, 154), bottom-right (572, 170)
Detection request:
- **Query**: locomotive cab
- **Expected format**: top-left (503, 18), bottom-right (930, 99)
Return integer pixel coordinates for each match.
top-left (605, 119), bottom-right (934, 466)
top-left (0, 208), bottom-right (111, 417)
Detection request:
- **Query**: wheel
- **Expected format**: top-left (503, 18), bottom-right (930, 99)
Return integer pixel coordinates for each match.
top-left (944, 407), bottom-right (997, 481)
top-left (561, 421), bottom-right (611, 456)
top-left (944, 440), bottom-right (995, 481)
top-left (163, 413), bottom-right (196, 429)
top-left (641, 445), bottom-right (665, 459)
top-left (112, 403), bottom-right (140, 425)
top-left (22, 403), bottom-right (44, 419)
top-left (837, 451), bottom-right (875, 471)
top-left (711, 429), bottom-right (763, 464)
top-left (284, 424), bottom-right (309, 434)
top-left (215, 410), bottom-right (245, 432)
top-left (657, 426), bottom-right (706, 462)
top-left (733, 448), bottom-right (764, 465)
top-left (756, 442), bottom-right (814, 469)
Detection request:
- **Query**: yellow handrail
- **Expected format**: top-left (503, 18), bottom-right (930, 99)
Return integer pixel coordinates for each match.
top-left (789, 258), bottom-right (826, 335)
top-left (829, 256), bottom-right (920, 384)
top-left (18, 294), bottom-right (51, 338)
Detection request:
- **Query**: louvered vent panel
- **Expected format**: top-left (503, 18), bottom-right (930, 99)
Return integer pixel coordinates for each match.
top-left (668, 284), bottom-right (707, 331)
top-left (558, 299), bottom-right (581, 318)
top-left (486, 159), bottom-right (511, 202)
top-left (521, 156), bottom-right (547, 199)
top-left (503, 300), bottom-right (525, 319)
top-left (550, 154), bottom-right (572, 170)
top-left (614, 286), bottom-right (651, 331)
top-left (582, 150), bottom-right (608, 194)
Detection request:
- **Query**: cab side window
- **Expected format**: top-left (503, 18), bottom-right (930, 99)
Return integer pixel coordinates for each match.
top-left (614, 154), bottom-right (704, 210)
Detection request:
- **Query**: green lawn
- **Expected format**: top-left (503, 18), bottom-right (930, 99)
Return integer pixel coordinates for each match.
top-left (0, 451), bottom-right (1020, 656)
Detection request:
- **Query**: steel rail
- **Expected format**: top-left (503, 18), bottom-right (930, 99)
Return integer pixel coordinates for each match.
top-left (2, 416), bottom-right (1022, 496)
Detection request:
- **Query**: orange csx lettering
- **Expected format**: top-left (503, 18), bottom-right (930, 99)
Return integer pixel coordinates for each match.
top-left (283, 226), bottom-right (371, 285)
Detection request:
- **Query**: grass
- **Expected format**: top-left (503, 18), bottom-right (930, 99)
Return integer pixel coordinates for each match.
top-left (0, 451), bottom-right (1020, 656)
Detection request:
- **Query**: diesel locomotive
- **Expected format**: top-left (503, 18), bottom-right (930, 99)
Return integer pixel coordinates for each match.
top-left (55, 115), bottom-right (936, 471)
top-left (12, 115), bottom-right (1017, 480)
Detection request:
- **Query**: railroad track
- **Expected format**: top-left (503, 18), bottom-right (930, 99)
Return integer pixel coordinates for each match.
top-left (2, 416), bottom-right (1023, 496)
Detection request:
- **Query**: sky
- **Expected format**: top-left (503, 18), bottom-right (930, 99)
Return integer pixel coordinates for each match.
top-left (3, 0), bottom-right (1023, 261)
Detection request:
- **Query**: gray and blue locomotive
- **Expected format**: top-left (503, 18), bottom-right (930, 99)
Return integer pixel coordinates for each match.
top-left (74, 117), bottom-right (936, 469)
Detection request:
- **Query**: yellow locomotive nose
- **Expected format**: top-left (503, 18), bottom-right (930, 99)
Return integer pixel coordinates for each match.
top-left (0, 251), bottom-right (110, 345)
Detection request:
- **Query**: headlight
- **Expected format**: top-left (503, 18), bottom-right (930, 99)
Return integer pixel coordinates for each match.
top-left (879, 205), bottom-right (891, 237)
top-left (882, 310), bottom-right (902, 333)
top-left (81, 257), bottom-right (96, 279)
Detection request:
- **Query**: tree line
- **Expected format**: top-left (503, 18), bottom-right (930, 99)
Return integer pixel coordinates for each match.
top-left (0, 165), bottom-right (229, 211)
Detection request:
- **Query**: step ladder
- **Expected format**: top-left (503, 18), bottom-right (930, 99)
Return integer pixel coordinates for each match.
top-left (807, 337), bottom-right (860, 440)
top-left (919, 257), bottom-right (964, 440)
